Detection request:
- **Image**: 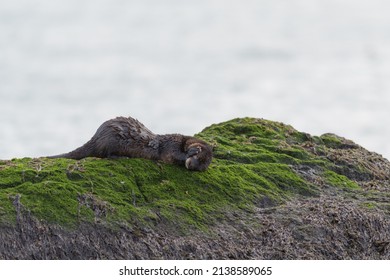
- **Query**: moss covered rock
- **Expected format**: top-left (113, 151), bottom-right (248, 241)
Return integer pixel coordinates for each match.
top-left (1, 118), bottom-right (389, 259)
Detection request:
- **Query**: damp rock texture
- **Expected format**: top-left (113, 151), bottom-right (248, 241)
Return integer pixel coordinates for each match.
top-left (0, 118), bottom-right (389, 259)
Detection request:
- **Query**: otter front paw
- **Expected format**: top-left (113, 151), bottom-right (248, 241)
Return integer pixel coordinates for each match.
top-left (185, 156), bottom-right (199, 171)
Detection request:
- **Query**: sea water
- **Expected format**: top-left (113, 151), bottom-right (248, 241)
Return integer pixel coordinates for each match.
top-left (1, 0), bottom-right (390, 160)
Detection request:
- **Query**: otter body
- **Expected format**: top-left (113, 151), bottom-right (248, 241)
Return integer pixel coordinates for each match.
top-left (49, 116), bottom-right (212, 171)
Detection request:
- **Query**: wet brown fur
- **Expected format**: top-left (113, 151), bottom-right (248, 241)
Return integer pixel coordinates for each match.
top-left (48, 116), bottom-right (213, 171)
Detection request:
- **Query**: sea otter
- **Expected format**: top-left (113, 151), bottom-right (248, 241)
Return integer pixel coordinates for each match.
top-left (48, 116), bottom-right (213, 171)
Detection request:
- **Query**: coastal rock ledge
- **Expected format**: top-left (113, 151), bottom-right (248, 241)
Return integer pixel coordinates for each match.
top-left (1, 118), bottom-right (389, 259)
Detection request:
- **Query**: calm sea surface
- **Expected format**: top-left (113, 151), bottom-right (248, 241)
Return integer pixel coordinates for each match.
top-left (1, 0), bottom-right (390, 159)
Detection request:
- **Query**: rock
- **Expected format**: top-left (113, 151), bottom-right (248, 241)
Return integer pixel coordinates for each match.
top-left (0, 117), bottom-right (389, 259)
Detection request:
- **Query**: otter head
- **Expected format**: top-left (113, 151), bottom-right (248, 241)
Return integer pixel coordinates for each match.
top-left (185, 142), bottom-right (213, 171)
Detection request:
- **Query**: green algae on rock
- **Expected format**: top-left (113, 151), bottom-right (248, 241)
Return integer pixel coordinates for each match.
top-left (1, 118), bottom-right (389, 259)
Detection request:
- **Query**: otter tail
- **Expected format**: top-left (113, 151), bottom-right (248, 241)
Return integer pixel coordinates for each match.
top-left (47, 140), bottom-right (96, 160)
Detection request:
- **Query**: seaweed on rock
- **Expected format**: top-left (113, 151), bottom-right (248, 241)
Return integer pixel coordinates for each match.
top-left (0, 118), bottom-right (389, 259)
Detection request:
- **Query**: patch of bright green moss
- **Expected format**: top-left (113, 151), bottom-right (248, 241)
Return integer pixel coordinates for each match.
top-left (0, 193), bottom-right (16, 224)
top-left (320, 133), bottom-right (344, 148)
top-left (0, 118), bottom-right (367, 232)
top-left (360, 202), bottom-right (377, 210)
top-left (323, 170), bottom-right (360, 190)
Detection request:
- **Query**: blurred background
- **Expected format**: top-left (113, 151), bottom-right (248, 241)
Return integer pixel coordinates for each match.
top-left (1, 0), bottom-right (389, 160)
